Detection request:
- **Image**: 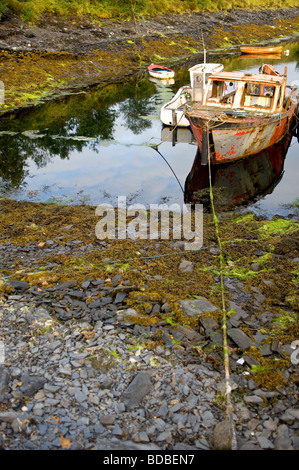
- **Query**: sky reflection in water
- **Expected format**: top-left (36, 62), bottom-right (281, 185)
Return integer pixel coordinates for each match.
top-left (0, 42), bottom-right (298, 216)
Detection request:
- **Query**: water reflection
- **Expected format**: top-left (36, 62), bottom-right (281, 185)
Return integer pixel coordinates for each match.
top-left (0, 42), bottom-right (298, 214)
top-left (0, 77), bottom-right (157, 193)
top-left (184, 126), bottom-right (296, 211)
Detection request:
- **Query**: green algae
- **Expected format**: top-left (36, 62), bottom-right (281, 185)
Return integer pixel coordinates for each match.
top-left (0, 196), bottom-right (298, 389)
top-left (258, 219), bottom-right (298, 238)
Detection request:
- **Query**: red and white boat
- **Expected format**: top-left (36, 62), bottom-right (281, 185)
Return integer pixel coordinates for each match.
top-left (148, 64), bottom-right (175, 79)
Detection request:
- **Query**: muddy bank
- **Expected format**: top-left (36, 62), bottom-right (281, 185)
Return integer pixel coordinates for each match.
top-left (0, 8), bottom-right (299, 113)
top-left (1, 7), bottom-right (299, 54)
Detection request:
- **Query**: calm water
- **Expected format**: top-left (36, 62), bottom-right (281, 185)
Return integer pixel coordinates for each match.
top-left (0, 41), bottom-right (298, 216)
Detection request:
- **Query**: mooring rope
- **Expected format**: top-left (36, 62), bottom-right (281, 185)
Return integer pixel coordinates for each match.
top-left (206, 124), bottom-right (238, 450)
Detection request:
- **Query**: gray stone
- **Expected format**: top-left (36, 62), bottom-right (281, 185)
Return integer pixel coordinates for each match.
top-left (11, 413), bottom-right (31, 433)
top-left (157, 403), bottom-right (168, 418)
top-left (227, 328), bottom-right (255, 350)
top-left (213, 420), bottom-right (233, 450)
top-left (123, 371), bottom-right (153, 410)
top-left (257, 436), bottom-right (275, 449)
top-left (280, 408), bottom-right (299, 424)
top-left (19, 374), bottom-right (46, 397)
top-left (109, 439), bottom-right (161, 450)
top-left (250, 263), bottom-right (261, 271)
top-left (179, 259), bottom-right (194, 273)
top-left (112, 424), bottom-right (123, 435)
top-left (0, 366), bottom-right (10, 402)
top-left (100, 415), bottom-right (116, 426)
top-left (10, 280), bottom-right (30, 291)
top-left (156, 431), bottom-right (172, 442)
top-left (274, 424), bottom-right (293, 450)
top-left (74, 389), bottom-right (87, 403)
top-left (174, 325), bottom-right (203, 343)
top-left (179, 297), bottom-right (219, 318)
top-left (135, 431), bottom-right (150, 443)
top-left (228, 301), bottom-right (249, 321)
top-left (114, 292), bottom-right (127, 304)
top-left (199, 317), bottom-right (219, 336)
top-left (244, 395), bottom-right (264, 404)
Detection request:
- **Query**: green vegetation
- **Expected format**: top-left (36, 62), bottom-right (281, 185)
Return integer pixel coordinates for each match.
top-left (1, 0), bottom-right (299, 23)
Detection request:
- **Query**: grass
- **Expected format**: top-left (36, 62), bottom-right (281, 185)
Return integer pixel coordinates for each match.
top-left (1, 0), bottom-right (299, 23)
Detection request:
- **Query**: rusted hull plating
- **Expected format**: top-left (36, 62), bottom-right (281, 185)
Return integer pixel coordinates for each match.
top-left (188, 110), bottom-right (295, 164)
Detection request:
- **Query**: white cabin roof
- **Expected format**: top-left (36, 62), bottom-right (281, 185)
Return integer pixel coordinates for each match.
top-left (208, 71), bottom-right (285, 85)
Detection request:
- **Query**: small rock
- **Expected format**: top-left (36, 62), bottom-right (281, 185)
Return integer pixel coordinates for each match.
top-left (10, 280), bottom-right (29, 291)
top-left (100, 415), bottom-right (116, 426)
top-left (0, 366), bottom-right (10, 402)
top-left (250, 263), bottom-right (261, 271)
top-left (122, 371), bottom-right (153, 410)
top-left (174, 325), bottom-right (203, 343)
top-left (179, 297), bottom-right (219, 318)
top-left (19, 374), bottom-right (46, 397)
top-left (257, 436), bottom-right (274, 449)
top-left (274, 424), bottom-right (293, 450)
top-left (178, 259), bottom-right (194, 273)
top-left (244, 395), bottom-right (264, 404)
top-left (227, 328), bottom-right (256, 350)
top-left (213, 420), bottom-right (233, 450)
top-left (112, 424), bottom-right (123, 435)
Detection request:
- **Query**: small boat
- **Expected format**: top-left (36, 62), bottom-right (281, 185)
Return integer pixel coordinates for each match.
top-left (184, 64), bottom-right (299, 164)
top-left (148, 64), bottom-right (175, 79)
top-left (240, 46), bottom-right (283, 55)
top-left (160, 63), bottom-right (224, 127)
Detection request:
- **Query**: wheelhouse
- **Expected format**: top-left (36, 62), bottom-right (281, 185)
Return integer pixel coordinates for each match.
top-left (202, 71), bottom-right (287, 114)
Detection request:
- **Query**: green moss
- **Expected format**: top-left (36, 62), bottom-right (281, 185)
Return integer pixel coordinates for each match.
top-left (258, 219), bottom-right (298, 238)
top-left (250, 357), bottom-right (289, 389)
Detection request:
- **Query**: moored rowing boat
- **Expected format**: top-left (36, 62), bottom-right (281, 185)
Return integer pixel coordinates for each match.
top-left (148, 64), bottom-right (175, 79)
top-left (240, 46), bottom-right (283, 54)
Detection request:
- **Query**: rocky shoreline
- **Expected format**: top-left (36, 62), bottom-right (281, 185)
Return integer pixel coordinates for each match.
top-left (1, 271), bottom-right (298, 451)
top-left (0, 199), bottom-right (298, 451)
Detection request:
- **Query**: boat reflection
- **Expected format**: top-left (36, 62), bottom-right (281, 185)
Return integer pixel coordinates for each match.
top-left (184, 126), bottom-right (296, 211)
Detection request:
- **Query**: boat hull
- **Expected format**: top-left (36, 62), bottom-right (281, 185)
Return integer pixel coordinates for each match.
top-left (240, 46), bottom-right (283, 54)
top-left (187, 108), bottom-right (295, 164)
top-left (148, 64), bottom-right (175, 79)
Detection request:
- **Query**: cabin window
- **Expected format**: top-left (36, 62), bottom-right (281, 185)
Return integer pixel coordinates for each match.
top-left (243, 83), bottom-right (276, 109)
top-left (206, 80), bottom-right (238, 105)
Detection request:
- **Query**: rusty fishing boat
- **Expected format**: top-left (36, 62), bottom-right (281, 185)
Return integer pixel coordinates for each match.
top-left (184, 64), bottom-right (298, 164)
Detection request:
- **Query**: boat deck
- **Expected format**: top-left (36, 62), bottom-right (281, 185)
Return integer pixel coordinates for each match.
top-left (185, 103), bottom-right (282, 124)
